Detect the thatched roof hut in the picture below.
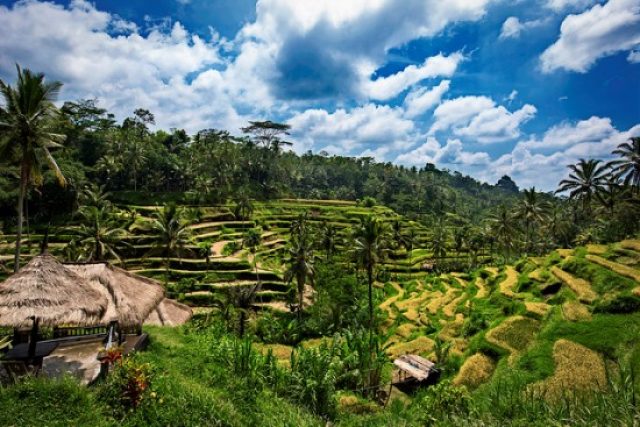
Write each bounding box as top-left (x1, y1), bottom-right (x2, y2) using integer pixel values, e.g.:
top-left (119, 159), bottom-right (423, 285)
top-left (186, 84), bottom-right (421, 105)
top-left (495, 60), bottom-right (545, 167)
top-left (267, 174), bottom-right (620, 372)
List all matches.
top-left (144, 298), bottom-right (192, 326)
top-left (66, 263), bottom-right (165, 328)
top-left (0, 255), bottom-right (108, 328)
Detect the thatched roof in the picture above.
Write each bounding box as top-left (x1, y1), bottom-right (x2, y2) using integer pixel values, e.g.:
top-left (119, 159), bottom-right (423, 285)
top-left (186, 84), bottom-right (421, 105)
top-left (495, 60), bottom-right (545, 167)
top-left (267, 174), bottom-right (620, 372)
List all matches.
top-left (0, 255), bottom-right (108, 328)
top-left (144, 298), bottom-right (192, 326)
top-left (66, 263), bottom-right (165, 328)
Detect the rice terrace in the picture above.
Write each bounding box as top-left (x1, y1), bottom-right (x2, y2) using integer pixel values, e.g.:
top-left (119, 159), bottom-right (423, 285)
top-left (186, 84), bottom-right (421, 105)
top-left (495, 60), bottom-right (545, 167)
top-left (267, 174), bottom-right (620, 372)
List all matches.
top-left (0, 0), bottom-right (639, 426)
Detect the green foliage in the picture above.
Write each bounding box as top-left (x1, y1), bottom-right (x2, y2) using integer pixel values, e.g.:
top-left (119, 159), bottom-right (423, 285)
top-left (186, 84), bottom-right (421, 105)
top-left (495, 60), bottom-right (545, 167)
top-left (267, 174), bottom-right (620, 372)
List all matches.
top-left (594, 293), bottom-right (640, 314)
top-left (98, 355), bottom-right (154, 418)
top-left (562, 255), bottom-right (636, 294)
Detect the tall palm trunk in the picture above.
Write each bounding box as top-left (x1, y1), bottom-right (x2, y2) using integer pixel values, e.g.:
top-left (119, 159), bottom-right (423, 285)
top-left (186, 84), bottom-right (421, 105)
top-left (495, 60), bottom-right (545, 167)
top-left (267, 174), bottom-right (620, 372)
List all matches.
top-left (367, 262), bottom-right (373, 340)
top-left (14, 161), bottom-right (29, 272)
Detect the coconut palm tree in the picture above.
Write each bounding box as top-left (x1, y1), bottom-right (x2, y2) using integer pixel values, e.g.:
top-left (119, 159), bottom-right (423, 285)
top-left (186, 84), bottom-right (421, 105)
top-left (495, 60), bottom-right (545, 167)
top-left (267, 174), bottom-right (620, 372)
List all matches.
top-left (556, 159), bottom-right (609, 215)
top-left (140, 204), bottom-right (192, 284)
top-left (514, 188), bottom-right (549, 253)
top-left (242, 227), bottom-right (263, 288)
top-left (285, 233), bottom-right (315, 320)
top-left (67, 205), bottom-right (128, 263)
top-left (430, 225), bottom-right (449, 267)
top-left (319, 221), bottom-right (337, 262)
top-left (609, 137), bottom-right (640, 192)
top-left (233, 193), bottom-right (254, 220)
top-left (0, 66), bottom-right (66, 271)
top-left (353, 216), bottom-right (389, 338)
top-left (489, 205), bottom-right (517, 262)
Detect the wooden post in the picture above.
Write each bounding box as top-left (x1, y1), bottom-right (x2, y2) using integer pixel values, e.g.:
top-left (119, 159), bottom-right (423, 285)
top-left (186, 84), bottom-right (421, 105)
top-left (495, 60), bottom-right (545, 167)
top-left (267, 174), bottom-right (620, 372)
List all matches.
top-left (27, 317), bottom-right (39, 359)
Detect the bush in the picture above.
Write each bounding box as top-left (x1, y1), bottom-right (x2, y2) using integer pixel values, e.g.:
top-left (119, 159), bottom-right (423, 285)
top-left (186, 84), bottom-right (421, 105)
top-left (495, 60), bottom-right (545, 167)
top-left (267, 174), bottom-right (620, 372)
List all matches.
top-left (416, 381), bottom-right (472, 423)
top-left (98, 356), bottom-right (154, 418)
top-left (361, 197), bottom-right (377, 208)
top-left (594, 294), bottom-right (640, 314)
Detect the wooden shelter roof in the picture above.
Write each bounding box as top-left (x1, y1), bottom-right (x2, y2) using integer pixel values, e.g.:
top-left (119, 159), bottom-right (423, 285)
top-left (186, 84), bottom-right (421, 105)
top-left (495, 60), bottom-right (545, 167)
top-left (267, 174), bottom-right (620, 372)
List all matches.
top-left (393, 354), bottom-right (436, 382)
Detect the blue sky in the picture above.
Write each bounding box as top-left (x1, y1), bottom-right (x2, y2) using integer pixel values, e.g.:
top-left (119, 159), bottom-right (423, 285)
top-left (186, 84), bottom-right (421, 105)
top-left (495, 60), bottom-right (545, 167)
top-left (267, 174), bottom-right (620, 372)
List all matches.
top-left (0, 0), bottom-right (639, 190)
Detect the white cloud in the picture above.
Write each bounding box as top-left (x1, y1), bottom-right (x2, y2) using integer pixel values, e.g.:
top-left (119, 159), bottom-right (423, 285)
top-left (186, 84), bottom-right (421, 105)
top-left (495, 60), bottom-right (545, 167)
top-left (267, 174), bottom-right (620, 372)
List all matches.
top-left (0, 0), bottom-right (245, 133)
top-left (541, 0), bottom-right (640, 73)
top-left (628, 49), bottom-right (640, 62)
top-left (506, 90), bottom-right (518, 102)
top-left (363, 52), bottom-right (462, 100)
top-left (519, 116), bottom-right (617, 151)
top-left (237, 0), bottom-right (495, 100)
top-left (545, 0), bottom-right (596, 12)
top-left (476, 117), bottom-right (640, 190)
top-left (395, 137), bottom-right (491, 166)
top-left (403, 80), bottom-right (451, 118)
top-left (287, 104), bottom-right (418, 158)
top-left (429, 96), bottom-right (537, 143)
top-left (499, 17), bottom-right (548, 39)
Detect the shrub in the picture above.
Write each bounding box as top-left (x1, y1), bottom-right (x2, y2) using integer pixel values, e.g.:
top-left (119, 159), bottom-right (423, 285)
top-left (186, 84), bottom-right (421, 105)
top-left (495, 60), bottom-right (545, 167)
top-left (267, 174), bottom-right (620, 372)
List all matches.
top-left (360, 197), bottom-right (377, 208)
top-left (98, 356), bottom-right (154, 418)
top-left (416, 380), bottom-right (472, 423)
top-left (594, 294), bottom-right (640, 314)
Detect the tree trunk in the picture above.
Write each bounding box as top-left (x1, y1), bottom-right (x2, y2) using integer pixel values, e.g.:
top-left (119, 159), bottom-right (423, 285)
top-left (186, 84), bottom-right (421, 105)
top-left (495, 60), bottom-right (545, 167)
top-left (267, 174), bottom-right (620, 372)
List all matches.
top-left (14, 162), bottom-right (29, 272)
top-left (367, 262), bottom-right (374, 341)
top-left (239, 310), bottom-right (245, 337)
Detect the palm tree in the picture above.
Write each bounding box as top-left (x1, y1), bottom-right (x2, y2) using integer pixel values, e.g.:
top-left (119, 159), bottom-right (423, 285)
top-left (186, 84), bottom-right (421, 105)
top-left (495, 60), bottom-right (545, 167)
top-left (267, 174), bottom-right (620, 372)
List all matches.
top-left (514, 188), bottom-right (549, 253)
top-left (489, 205), bottom-right (517, 263)
top-left (140, 204), bottom-right (192, 284)
top-left (609, 137), bottom-right (640, 192)
top-left (430, 225), bottom-right (448, 268)
top-left (319, 221), bottom-right (337, 262)
top-left (233, 193), bottom-right (254, 220)
top-left (285, 234), bottom-right (315, 320)
top-left (0, 66), bottom-right (66, 271)
top-left (556, 159), bottom-right (609, 215)
top-left (353, 216), bottom-right (389, 338)
top-left (242, 227), bottom-right (262, 288)
top-left (67, 205), bottom-right (128, 262)
top-left (403, 228), bottom-right (418, 266)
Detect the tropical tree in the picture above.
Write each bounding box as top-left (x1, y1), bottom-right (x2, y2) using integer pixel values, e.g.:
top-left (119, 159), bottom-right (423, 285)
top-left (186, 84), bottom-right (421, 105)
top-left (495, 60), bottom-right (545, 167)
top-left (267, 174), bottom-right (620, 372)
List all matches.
top-left (67, 205), bottom-right (128, 262)
top-left (242, 227), bottom-right (263, 287)
top-left (609, 136), bottom-right (640, 191)
top-left (233, 193), bottom-right (254, 220)
top-left (140, 204), bottom-right (192, 283)
top-left (285, 231), bottom-right (315, 320)
top-left (514, 188), bottom-right (549, 253)
top-left (489, 205), bottom-right (517, 262)
top-left (556, 159), bottom-right (609, 215)
top-left (318, 221), bottom-right (337, 262)
top-left (0, 66), bottom-right (66, 271)
top-left (353, 216), bottom-right (389, 339)
top-left (403, 227), bottom-right (419, 266)
top-left (430, 221), bottom-right (449, 267)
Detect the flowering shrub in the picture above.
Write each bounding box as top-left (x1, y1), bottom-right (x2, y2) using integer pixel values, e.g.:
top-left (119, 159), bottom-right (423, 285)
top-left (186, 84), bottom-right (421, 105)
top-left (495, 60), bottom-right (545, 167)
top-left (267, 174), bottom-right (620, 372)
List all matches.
top-left (99, 356), bottom-right (154, 417)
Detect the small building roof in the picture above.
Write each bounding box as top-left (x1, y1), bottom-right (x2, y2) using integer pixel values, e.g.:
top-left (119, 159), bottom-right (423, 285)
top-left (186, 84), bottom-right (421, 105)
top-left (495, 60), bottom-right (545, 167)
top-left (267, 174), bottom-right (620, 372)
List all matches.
top-left (66, 263), bottom-right (165, 328)
top-left (144, 298), bottom-right (193, 326)
top-left (393, 354), bottom-right (437, 382)
top-left (0, 254), bottom-right (108, 328)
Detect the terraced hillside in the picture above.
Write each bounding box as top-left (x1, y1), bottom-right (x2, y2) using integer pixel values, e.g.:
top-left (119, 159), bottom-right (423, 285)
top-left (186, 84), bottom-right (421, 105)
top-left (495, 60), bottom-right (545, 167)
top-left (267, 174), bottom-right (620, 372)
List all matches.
top-left (0, 199), bottom-right (482, 310)
top-left (378, 240), bottom-right (640, 398)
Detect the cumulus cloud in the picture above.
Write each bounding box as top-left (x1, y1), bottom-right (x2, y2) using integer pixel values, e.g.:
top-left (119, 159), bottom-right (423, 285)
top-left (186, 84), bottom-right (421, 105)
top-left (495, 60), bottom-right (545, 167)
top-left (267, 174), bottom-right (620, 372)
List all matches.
top-left (395, 137), bottom-right (491, 166)
top-left (499, 17), bottom-right (548, 39)
top-left (0, 0), bottom-right (248, 132)
top-left (287, 104), bottom-right (418, 158)
top-left (238, 0), bottom-right (494, 100)
top-left (545, 0), bottom-right (596, 12)
top-left (476, 117), bottom-right (640, 190)
top-left (429, 96), bottom-right (537, 143)
top-left (541, 0), bottom-right (640, 73)
top-left (363, 52), bottom-right (462, 100)
top-left (403, 80), bottom-right (451, 118)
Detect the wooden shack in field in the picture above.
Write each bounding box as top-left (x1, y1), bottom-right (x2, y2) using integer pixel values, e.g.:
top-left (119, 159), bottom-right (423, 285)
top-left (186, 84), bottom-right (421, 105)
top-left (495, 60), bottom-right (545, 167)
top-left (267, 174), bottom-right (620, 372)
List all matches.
top-left (393, 354), bottom-right (440, 392)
